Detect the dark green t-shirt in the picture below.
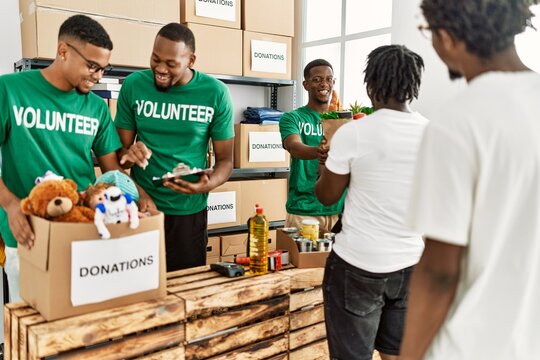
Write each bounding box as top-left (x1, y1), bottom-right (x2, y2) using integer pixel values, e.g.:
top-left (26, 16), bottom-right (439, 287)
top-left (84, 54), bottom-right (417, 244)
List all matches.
top-left (115, 69), bottom-right (234, 215)
top-left (0, 70), bottom-right (122, 247)
top-left (279, 106), bottom-right (345, 216)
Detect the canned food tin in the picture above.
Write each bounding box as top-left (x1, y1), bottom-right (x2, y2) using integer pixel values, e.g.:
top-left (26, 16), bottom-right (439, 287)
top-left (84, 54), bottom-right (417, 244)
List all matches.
top-left (296, 238), bottom-right (313, 253)
top-left (282, 227), bottom-right (299, 234)
top-left (301, 219), bottom-right (320, 242)
top-left (323, 232), bottom-right (336, 242)
top-left (317, 239), bottom-right (332, 252)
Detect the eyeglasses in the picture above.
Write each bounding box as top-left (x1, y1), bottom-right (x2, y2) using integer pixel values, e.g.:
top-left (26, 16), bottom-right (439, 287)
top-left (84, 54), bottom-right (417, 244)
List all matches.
top-left (66, 43), bottom-right (113, 74)
top-left (309, 76), bottom-right (335, 85)
top-left (417, 24), bottom-right (433, 41)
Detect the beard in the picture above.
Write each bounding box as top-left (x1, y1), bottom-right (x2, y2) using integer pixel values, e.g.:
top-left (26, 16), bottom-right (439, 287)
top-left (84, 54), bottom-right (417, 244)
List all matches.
top-left (448, 69), bottom-right (463, 80)
top-left (154, 79), bottom-right (171, 92)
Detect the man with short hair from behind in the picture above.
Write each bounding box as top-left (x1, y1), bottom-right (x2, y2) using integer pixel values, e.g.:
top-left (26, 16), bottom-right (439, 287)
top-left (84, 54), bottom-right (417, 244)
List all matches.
top-left (315, 45), bottom-right (428, 360)
top-left (400, 1), bottom-right (540, 359)
top-left (0, 15), bottom-right (125, 301)
top-left (115, 23), bottom-right (234, 272)
top-left (279, 59), bottom-right (345, 234)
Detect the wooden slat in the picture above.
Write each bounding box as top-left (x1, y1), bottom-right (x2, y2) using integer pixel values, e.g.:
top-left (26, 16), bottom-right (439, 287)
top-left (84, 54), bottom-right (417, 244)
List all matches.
top-left (266, 354), bottom-right (288, 360)
top-left (281, 268), bottom-right (324, 290)
top-left (19, 314), bottom-right (46, 360)
top-left (178, 273), bottom-right (290, 317)
top-left (167, 271), bottom-right (221, 288)
top-left (289, 287), bottom-right (323, 312)
top-left (27, 295), bottom-right (185, 358)
top-left (207, 334), bottom-right (288, 360)
top-left (290, 305), bottom-right (324, 331)
top-left (289, 339), bottom-right (329, 360)
top-left (185, 316), bottom-right (289, 359)
top-left (168, 275), bottom-right (238, 294)
top-left (185, 295), bottom-right (289, 341)
top-left (3, 303), bottom-right (28, 360)
top-left (57, 324), bottom-right (184, 360)
top-left (167, 265), bottom-right (210, 279)
top-left (137, 346), bottom-right (186, 360)
top-left (289, 321), bottom-right (326, 350)
top-left (11, 308), bottom-right (38, 360)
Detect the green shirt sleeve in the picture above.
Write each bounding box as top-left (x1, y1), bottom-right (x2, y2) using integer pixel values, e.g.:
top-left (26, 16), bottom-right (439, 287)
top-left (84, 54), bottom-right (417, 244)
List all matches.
top-left (114, 74), bottom-right (136, 131)
top-left (209, 82), bottom-right (234, 141)
top-left (279, 111), bottom-right (300, 142)
top-left (0, 79), bottom-right (8, 145)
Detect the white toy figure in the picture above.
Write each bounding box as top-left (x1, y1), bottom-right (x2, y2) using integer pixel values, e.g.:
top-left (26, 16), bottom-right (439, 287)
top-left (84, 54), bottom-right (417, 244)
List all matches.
top-left (94, 186), bottom-right (139, 239)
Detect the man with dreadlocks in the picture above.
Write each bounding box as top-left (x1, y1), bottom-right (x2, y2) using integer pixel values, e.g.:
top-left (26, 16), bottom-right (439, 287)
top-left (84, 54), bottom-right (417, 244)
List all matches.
top-left (400, 1), bottom-right (540, 359)
top-left (314, 44), bottom-right (428, 360)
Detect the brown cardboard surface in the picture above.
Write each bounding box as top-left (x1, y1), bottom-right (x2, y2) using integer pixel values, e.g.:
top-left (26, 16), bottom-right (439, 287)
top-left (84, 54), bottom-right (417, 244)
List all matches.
top-left (220, 233), bottom-right (248, 256)
top-left (220, 253), bottom-right (246, 263)
top-left (242, 0), bottom-right (294, 36)
top-left (239, 178), bottom-right (287, 223)
top-left (207, 236), bottom-right (221, 257)
top-left (276, 229), bottom-right (328, 268)
top-left (109, 99), bottom-right (118, 120)
top-left (208, 181), bottom-right (242, 230)
top-left (181, 0), bottom-right (241, 29)
top-left (186, 23), bottom-right (242, 76)
top-left (234, 124), bottom-right (290, 169)
top-left (20, 7), bottom-right (160, 68)
top-left (268, 229), bottom-right (277, 251)
top-left (243, 31), bottom-right (292, 80)
top-left (19, 212), bottom-right (166, 321)
top-left (206, 255), bottom-right (220, 265)
top-left (23, 0), bottom-right (179, 24)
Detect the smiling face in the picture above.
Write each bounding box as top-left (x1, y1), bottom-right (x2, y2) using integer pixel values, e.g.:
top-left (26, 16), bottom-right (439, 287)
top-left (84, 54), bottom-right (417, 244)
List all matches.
top-left (303, 65), bottom-right (335, 108)
top-left (59, 40), bottom-right (112, 94)
top-left (150, 35), bottom-right (196, 91)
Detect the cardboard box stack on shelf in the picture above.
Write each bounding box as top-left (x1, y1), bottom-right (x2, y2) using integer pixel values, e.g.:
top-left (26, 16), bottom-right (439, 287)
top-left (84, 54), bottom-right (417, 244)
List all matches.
top-left (19, 0), bottom-right (179, 68)
top-left (241, 0), bottom-right (294, 80)
top-left (206, 236), bottom-right (221, 265)
top-left (234, 123), bottom-right (290, 168)
top-left (181, 0), bottom-right (243, 76)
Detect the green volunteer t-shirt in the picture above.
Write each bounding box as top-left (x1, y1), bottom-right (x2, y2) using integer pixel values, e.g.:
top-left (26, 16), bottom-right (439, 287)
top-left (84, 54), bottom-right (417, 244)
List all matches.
top-left (0, 70), bottom-right (122, 247)
top-left (279, 106), bottom-right (345, 216)
top-left (115, 69), bottom-right (234, 215)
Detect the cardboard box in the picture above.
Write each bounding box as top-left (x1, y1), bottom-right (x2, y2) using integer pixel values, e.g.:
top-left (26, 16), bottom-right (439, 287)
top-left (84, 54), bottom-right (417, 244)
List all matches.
top-left (239, 178), bottom-right (287, 223)
top-left (21, 0), bottom-right (179, 24)
top-left (220, 253), bottom-right (245, 263)
top-left (19, 212), bottom-right (166, 321)
top-left (181, 0), bottom-right (241, 29)
top-left (109, 99), bottom-right (118, 120)
top-left (186, 23), bottom-right (242, 76)
top-left (234, 124), bottom-right (290, 169)
top-left (20, 6), bottom-right (161, 68)
top-left (207, 236), bottom-right (221, 258)
top-left (242, 0), bottom-right (294, 37)
top-left (243, 31), bottom-right (292, 80)
top-left (276, 229), bottom-right (329, 268)
top-left (208, 181), bottom-right (242, 230)
top-left (206, 255), bottom-right (220, 265)
top-left (221, 233), bottom-right (248, 256)
top-left (268, 229), bottom-right (277, 251)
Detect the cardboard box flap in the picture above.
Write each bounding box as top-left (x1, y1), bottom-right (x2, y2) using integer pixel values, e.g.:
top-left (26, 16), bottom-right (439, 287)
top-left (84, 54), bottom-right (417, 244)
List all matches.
top-left (19, 216), bottom-right (52, 271)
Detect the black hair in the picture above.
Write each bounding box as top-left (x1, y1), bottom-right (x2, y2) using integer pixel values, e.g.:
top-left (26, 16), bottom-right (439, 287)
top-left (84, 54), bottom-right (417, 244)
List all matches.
top-left (422, 0), bottom-right (539, 58)
top-left (58, 15), bottom-right (113, 50)
top-left (157, 23), bottom-right (196, 53)
top-left (303, 59), bottom-right (333, 80)
top-left (364, 45), bottom-right (424, 104)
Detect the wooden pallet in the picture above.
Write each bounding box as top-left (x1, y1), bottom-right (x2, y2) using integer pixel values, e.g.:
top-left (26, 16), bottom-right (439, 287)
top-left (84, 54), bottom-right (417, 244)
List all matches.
top-left (168, 265), bottom-right (290, 360)
top-left (280, 268), bottom-right (328, 360)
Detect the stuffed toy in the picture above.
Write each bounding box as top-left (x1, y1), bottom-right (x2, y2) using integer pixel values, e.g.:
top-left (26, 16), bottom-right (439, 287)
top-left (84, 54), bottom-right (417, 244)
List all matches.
top-left (94, 186), bottom-right (139, 239)
top-left (95, 170), bottom-right (139, 202)
top-left (21, 178), bottom-right (95, 223)
top-left (82, 182), bottom-right (112, 209)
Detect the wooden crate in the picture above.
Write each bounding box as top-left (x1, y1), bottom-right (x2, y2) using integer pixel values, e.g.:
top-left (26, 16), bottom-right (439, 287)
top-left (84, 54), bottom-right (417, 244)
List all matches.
top-left (167, 265), bottom-right (290, 360)
top-left (281, 268), bottom-right (328, 360)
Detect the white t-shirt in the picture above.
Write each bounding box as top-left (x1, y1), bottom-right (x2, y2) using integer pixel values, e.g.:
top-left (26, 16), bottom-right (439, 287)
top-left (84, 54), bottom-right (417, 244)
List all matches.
top-left (408, 71), bottom-right (540, 359)
top-left (326, 109), bottom-right (428, 273)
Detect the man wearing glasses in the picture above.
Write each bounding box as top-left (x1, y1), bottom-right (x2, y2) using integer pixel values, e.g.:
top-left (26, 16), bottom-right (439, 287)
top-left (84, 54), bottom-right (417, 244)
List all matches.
top-left (0, 15), bottom-right (123, 301)
top-left (279, 59), bottom-right (345, 234)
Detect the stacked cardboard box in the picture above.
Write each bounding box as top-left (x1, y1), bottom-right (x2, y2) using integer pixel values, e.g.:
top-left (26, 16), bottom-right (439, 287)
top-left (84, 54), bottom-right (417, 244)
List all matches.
top-left (19, 0), bottom-right (179, 68)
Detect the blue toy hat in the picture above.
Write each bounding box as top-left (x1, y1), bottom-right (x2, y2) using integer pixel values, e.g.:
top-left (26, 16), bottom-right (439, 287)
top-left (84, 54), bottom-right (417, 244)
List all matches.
top-left (95, 170), bottom-right (139, 202)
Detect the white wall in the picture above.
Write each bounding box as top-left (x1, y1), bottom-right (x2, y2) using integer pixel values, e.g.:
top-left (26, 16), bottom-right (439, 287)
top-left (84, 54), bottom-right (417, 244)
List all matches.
top-left (392, 0), bottom-right (465, 119)
top-left (0, 0), bottom-right (22, 75)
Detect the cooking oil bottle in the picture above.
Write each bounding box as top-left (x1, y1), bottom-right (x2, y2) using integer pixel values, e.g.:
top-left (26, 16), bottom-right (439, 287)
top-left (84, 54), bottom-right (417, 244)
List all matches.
top-left (248, 204), bottom-right (269, 275)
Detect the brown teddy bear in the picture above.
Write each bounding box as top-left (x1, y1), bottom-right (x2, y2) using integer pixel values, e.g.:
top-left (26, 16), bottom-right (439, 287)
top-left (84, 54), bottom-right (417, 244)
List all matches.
top-left (21, 179), bottom-right (95, 222)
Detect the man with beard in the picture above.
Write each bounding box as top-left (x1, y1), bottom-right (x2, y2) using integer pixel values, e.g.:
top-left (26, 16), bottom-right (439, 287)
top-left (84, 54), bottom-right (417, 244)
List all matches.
top-left (0, 15), bottom-right (122, 301)
top-left (115, 23), bottom-right (233, 271)
top-left (400, 0), bottom-right (540, 359)
top-left (279, 59), bottom-right (345, 233)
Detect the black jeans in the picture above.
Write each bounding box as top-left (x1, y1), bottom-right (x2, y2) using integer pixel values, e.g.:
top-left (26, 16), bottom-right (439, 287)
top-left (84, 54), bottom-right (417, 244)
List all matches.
top-left (164, 209), bottom-right (208, 272)
top-left (323, 251), bottom-right (413, 360)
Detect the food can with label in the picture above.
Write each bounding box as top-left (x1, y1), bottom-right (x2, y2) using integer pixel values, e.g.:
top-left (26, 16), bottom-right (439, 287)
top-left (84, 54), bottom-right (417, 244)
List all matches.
top-left (317, 239), bottom-right (332, 252)
top-left (301, 219), bottom-right (320, 242)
